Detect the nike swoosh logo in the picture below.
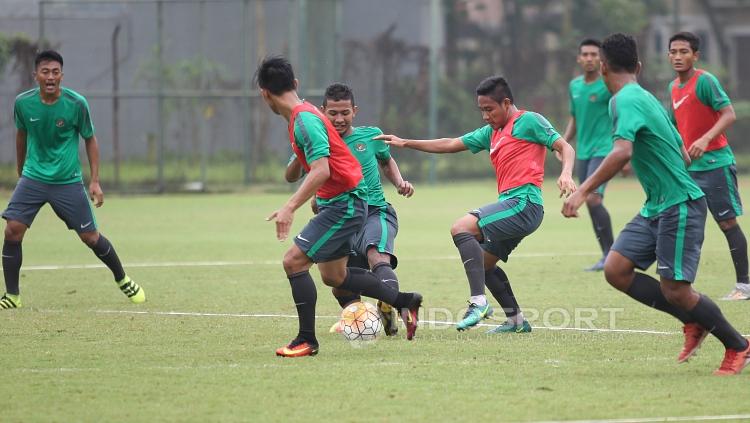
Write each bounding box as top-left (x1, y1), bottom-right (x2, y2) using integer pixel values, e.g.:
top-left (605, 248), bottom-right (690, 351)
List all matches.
top-left (718, 210), bottom-right (731, 217)
top-left (29, 118), bottom-right (40, 122)
top-left (80, 221), bottom-right (92, 229)
top-left (2, 255), bottom-right (13, 258)
top-left (490, 136), bottom-right (506, 154)
top-left (296, 234), bottom-right (309, 242)
top-left (657, 265), bottom-right (670, 270)
top-left (673, 95), bottom-right (689, 110)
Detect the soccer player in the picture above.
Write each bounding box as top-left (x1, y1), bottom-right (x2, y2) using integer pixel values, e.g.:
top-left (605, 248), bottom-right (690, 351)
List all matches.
top-left (563, 38), bottom-right (614, 272)
top-left (0, 50), bottom-right (144, 310)
top-left (376, 76), bottom-right (577, 333)
top-left (562, 33), bottom-right (750, 375)
top-left (667, 31), bottom-right (749, 301)
top-left (255, 57), bottom-right (422, 357)
top-left (286, 83), bottom-right (415, 337)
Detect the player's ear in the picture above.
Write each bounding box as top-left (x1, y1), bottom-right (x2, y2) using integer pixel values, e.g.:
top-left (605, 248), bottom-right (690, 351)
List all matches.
top-left (352, 105), bottom-right (358, 116)
top-left (293, 78), bottom-right (299, 90)
top-left (636, 61), bottom-right (642, 76)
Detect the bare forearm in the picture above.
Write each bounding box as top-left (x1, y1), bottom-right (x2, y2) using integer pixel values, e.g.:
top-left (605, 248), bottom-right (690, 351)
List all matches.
top-left (285, 158), bottom-right (304, 183)
top-left (85, 136), bottom-right (100, 183)
top-left (284, 166), bottom-right (328, 211)
top-left (380, 158), bottom-right (404, 187)
top-left (558, 141), bottom-right (575, 179)
top-left (562, 117), bottom-right (576, 144)
top-left (702, 108), bottom-right (735, 143)
top-left (15, 132), bottom-right (26, 177)
top-left (402, 138), bottom-right (465, 153)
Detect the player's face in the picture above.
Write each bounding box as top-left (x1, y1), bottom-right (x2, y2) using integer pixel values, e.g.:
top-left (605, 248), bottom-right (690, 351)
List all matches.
top-left (577, 45), bottom-right (601, 73)
top-left (668, 40), bottom-right (698, 73)
top-left (34, 60), bottom-right (63, 96)
top-left (322, 99), bottom-right (357, 136)
top-left (477, 95), bottom-right (510, 130)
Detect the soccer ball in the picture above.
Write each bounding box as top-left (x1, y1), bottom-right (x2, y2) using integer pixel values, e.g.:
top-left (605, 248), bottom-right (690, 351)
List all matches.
top-left (340, 301), bottom-right (382, 341)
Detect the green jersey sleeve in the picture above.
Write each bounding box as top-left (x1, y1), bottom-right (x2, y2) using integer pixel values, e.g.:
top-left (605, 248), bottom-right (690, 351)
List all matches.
top-left (77, 96), bottom-right (95, 139)
top-left (696, 72), bottom-right (731, 111)
top-left (461, 125), bottom-right (493, 153)
top-left (13, 101), bottom-right (26, 131)
top-left (294, 112), bottom-right (330, 163)
top-left (367, 127), bottom-right (391, 161)
top-left (511, 112), bottom-right (560, 150)
top-left (610, 95), bottom-right (641, 143)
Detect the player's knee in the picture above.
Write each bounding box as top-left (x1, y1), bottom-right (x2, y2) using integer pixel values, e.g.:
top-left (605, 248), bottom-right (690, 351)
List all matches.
top-left (4, 222), bottom-right (26, 242)
top-left (282, 250), bottom-right (306, 275)
top-left (719, 218), bottom-right (738, 232)
top-left (660, 283), bottom-right (693, 308)
top-left (603, 262), bottom-right (629, 291)
top-left (585, 194), bottom-right (602, 208)
top-left (79, 231), bottom-right (99, 247)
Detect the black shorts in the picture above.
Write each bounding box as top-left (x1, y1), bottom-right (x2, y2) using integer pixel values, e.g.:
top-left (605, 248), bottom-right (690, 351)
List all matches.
top-left (690, 165), bottom-right (743, 222)
top-left (294, 195), bottom-right (367, 263)
top-left (349, 204), bottom-right (399, 269)
top-left (611, 198), bottom-right (707, 282)
top-left (2, 177), bottom-right (97, 233)
top-left (577, 157), bottom-right (607, 197)
top-left (469, 195), bottom-right (544, 262)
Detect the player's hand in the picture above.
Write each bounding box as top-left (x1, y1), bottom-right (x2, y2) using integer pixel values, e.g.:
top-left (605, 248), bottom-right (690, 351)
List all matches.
top-left (396, 180), bottom-right (414, 197)
top-left (266, 206), bottom-right (295, 241)
top-left (373, 134), bottom-right (407, 148)
top-left (688, 136), bottom-right (710, 160)
top-left (557, 174), bottom-right (577, 198)
top-left (89, 181), bottom-right (104, 207)
top-left (561, 190), bottom-right (585, 218)
top-left (310, 197), bottom-right (319, 214)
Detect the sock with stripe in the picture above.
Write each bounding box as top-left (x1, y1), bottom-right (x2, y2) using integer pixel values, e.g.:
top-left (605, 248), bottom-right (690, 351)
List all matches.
top-left (587, 202), bottom-right (614, 256)
top-left (372, 262), bottom-right (399, 292)
top-left (338, 267), bottom-right (399, 306)
top-left (452, 232), bottom-right (485, 297)
top-left (288, 270), bottom-right (318, 344)
top-left (89, 235), bottom-right (126, 282)
top-left (2, 240), bottom-right (21, 295)
top-left (688, 294), bottom-right (748, 351)
top-left (722, 224), bottom-right (749, 284)
top-left (485, 266), bottom-right (524, 324)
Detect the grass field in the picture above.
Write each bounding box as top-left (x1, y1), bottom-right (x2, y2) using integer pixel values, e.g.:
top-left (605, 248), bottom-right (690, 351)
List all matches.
top-left (2, 176), bottom-right (750, 422)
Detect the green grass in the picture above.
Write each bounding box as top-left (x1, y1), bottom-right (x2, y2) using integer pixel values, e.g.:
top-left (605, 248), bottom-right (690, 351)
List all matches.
top-left (2, 177), bottom-right (750, 422)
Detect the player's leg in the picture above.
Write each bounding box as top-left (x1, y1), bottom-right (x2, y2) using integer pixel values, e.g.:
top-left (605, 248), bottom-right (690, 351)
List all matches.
top-left (451, 212), bottom-right (491, 330)
top-left (483, 252), bottom-right (531, 334)
top-left (693, 165), bottom-right (749, 300)
top-left (656, 198), bottom-right (749, 374)
top-left (365, 204), bottom-right (401, 336)
top-left (1, 177), bottom-right (47, 309)
top-left (583, 157), bottom-right (613, 271)
top-left (276, 243), bottom-right (318, 357)
top-left (50, 182), bottom-right (144, 303)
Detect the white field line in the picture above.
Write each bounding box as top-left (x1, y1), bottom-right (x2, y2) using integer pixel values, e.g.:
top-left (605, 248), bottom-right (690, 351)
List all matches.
top-left (91, 309), bottom-right (678, 335)
top-left (530, 415), bottom-right (750, 423)
top-left (5, 252), bottom-right (600, 271)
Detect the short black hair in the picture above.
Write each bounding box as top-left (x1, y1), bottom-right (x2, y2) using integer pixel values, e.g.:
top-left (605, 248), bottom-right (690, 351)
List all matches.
top-left (253, 56), bottom-right (295, 96)
top-left (323, 83), bottom-right (355, 107)
top-left (35, 50), bottom-right (63, 69)
top-left (476, 76), bottom-right (514, 104)
top-left (669, 31), bottom-right (700, 52)
top-left (579, 38), bottom-right (601, 52)
top-left (601, 33), bottom-right (639, 73)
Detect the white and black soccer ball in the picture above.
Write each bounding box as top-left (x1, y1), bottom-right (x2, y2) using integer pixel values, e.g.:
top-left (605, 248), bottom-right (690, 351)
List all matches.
top-left (340, 301), bottom-right (382, 341)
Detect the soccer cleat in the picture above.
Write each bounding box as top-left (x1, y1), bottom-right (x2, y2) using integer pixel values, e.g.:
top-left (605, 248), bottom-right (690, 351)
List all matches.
top-left (401, 293), bottom-right (422, 341)
top-left (456, 302), bottom-right (493, 331)
top-left (0, 294), bottom-right (21, 309)
top-left (275, 337), bottom-right (319, 358)
top-left (584, 257), bottom-right (606, 272)
top-left (329, 320), bottom-right (343, 334)
top-left (677, 323), bottom-right (709, 363)
top-left (118, 276), bottom-right (146, 304)
top-left (377, 301), bottom-right (398, 336)
top-left (486, 319), bottom-right (532, 334)
top-left (720, 283), bottom-right (750, 301)
top-left (714, 339), bottom-right (750, 375)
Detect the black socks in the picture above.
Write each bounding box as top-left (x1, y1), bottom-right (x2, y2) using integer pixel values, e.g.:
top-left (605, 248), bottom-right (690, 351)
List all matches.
top-left (89, 235), bottom-right (126, 282)
top-left (484, 266), bottom-right (520, 318)
top-left (452, 232), bottom-right (485, 296)
top-left (2, 240), bottom-right (22, 295)
top-left (288, 271), bottom-right (318, 344)
top-left (588, 203), bottom-right (614, 256)
top-left (689, 294), bottom-right (748, 351)
top-left (722, 224), bottom-right (749, 284)
top-left (625, 273), bottom-right (693, 324)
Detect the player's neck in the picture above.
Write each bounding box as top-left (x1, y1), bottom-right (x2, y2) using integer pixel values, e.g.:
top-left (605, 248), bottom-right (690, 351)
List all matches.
top-left (607, 74), bottom-right (637, 95)
top-left (583, 70), bottom-right (600, 83)
top-left (39, 89), bottom-right (61, 105)
top-left (341, 127), bottom-right (353, 138)
top-left (277, 92), bottom-right (304, 121)
top-left (677, 67), bottom-right (696, 84)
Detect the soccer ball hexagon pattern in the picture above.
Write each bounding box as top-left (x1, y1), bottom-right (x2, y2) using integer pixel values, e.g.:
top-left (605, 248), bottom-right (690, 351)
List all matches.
top-left (340, 301), bottom-right (382, 341)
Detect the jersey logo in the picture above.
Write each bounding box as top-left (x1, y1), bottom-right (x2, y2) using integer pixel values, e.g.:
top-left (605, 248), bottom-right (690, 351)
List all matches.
top-left (355, 143), bottom-right (367, 152)
top-left (672, 94), bottom-right (689, 110)
top-left (29, 117), bottom-right (40, 122)
top-left (589, 94), bottom-right (597, 102)
top-left (56, 118), bottom-right (65, 128)
top-left (490, 136), bottom-right (507, 154)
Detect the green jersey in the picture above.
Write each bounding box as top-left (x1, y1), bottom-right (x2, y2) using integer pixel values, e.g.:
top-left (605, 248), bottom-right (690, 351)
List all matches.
top-left (14, 87), bottom-right (95, 184)
top-left (667, 71), bottom-right (734, 171)
top-left (569, 75), bottom-right (613, 159)
top-left (610, 83), bottom-right (704, 217)
top-left (344, 127), bottom-right (390, 208)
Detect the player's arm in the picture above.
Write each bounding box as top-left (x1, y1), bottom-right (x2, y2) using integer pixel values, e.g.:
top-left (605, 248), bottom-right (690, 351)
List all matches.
top-left (551, 137), bottom-right (576, 198)
top-left (84, 135), bottom-right (104, 207)
top-left (285, 155), bottom-right (304, 183)
top-left (378, 157), bottom-right (414, 197)
top-left (688, 105), bottom-right (736, 159)
top-left (268, 157), bottom-right (330, 241)
top-left (558, 117), bottom-right (576, 162)
top-left (15, 130), bottom-right (27, 177)
top-left (373, 134), bottom-right (467, 153)
top-left (562, 140), bottom-right (631, 217)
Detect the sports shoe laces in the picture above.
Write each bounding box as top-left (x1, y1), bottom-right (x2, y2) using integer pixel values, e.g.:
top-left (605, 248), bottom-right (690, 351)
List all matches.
top-left (717, 349), bottom-right (739, 372)
top-left (463, 303), bottom-right (480, 319)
